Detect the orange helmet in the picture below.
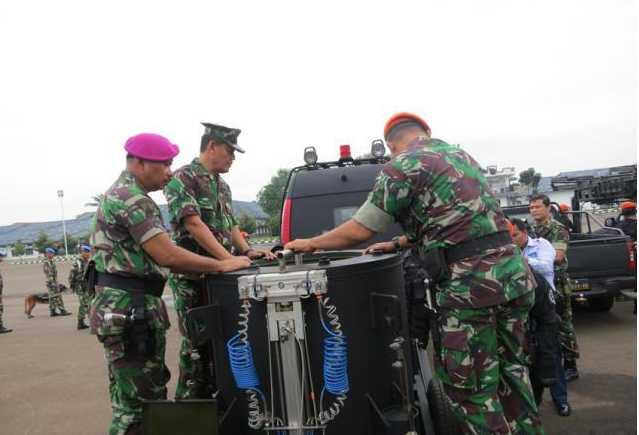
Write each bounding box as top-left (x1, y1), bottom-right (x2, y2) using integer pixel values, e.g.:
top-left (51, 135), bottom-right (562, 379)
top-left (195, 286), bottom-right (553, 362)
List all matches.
top-left (621, 201), bottom-right (636, 211)
top-left (558, 203), bottom-right (571, 213)
top-left (384, 112), bottom-right (431, 140)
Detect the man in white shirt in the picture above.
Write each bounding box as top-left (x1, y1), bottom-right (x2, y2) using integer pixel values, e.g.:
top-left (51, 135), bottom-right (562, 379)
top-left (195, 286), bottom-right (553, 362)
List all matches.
top-left (511, 219), bottom-right (557, 294)
top-left (510, 218), bottom-right (571, 416)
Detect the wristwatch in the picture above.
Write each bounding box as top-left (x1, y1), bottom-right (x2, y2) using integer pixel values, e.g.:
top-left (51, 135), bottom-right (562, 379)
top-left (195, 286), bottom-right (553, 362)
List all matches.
top-left (391, 236), bottom-right (402, 252)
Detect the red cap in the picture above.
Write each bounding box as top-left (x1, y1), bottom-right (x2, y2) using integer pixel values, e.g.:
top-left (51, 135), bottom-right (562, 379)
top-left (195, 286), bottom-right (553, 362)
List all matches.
top-left (558, 203), bottom-right (571, 213)
top-left (384, 112), bottom-right (431, 140)
top-left (621, 201), bottom-right (636, 211)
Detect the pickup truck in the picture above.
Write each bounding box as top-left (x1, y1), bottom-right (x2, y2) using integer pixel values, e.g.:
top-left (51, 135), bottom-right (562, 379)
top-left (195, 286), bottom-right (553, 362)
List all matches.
top-left (280, 144), bottom-right (636, 312)
top-left (501, 205), bottom-right (636, 311)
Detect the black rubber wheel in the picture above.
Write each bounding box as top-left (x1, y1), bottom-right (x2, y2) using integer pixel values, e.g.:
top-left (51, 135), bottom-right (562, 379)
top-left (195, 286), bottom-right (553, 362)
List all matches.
top-left (427, 379), bottom-right (459, 435)
top-left (587, 295), bottom-right (615, 312)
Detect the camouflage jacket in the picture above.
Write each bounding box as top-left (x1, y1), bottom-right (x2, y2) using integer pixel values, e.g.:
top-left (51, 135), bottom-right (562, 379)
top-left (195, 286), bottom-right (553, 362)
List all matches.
top-left (43, 258), bottom-right (58, 288)
top-left (89, 170), bottom-right (170, 336)
top-left (68, 256), bottom-right (89, 294)
top-left (353, 137), bottom-right (534, 308)
top-left (90, 170), bottom-right (169, 281)
top-left (533, 218), bottom-right (569, 273)
top-left (163, 157), bottom-right (237, 252)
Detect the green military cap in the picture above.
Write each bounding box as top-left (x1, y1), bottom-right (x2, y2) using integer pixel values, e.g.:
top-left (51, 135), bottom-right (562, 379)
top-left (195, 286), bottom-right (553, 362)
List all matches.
top-left (201, 122), bottom-right (245, 153)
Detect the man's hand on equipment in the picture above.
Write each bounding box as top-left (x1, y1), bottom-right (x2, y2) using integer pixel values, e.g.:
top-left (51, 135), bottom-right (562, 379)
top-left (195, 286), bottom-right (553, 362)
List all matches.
top-left (245, 248), bottom-right (276, 261)
top-left (363, 241), bottom-right (396, 255)
top-left (285, 239), bottom-right (316, 253)
top-left (218, 256), bottom-right (252, 273)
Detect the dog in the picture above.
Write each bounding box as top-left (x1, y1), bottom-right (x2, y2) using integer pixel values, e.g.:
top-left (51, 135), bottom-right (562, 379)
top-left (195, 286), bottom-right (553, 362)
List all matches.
top-left (24, 284), bottom-right (69, 318)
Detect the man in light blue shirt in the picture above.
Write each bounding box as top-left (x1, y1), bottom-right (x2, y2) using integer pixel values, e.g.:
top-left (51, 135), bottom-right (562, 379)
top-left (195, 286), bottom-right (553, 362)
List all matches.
top-left (510, 218), bottom-right (571, 417)
top-left (511, 219), bottom-right (556, 292)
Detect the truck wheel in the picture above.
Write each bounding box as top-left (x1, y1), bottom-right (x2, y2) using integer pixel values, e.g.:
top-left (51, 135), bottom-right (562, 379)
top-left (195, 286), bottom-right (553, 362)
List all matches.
top-left (427, 379), bottom-right (459, 435)
top-left (588, 295), bottom-right (615, 312)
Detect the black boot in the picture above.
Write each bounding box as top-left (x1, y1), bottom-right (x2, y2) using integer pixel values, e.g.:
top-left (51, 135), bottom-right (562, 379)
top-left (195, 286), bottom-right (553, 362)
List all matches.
top-left (0, 325), bottom-right (13, 334)
top-left (50, 309), bottom-right (59, 317)
top-left (57, 309), bottom-right (72, 316)
top-left (557, 403), bottom-right (572, 416)
top-left (564, 359), bottom-right (579, 382)
top-left (77, 319), bottom-right (89, 330)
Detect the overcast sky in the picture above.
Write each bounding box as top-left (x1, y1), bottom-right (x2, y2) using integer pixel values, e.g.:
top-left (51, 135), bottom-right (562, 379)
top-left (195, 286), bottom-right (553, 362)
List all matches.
top-left (0, 0), bottom-right (636, 226)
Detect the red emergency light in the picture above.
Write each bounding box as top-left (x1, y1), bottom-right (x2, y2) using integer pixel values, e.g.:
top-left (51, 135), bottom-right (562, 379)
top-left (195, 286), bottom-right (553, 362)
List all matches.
top-left (339, 144), bottom-right (352, 160)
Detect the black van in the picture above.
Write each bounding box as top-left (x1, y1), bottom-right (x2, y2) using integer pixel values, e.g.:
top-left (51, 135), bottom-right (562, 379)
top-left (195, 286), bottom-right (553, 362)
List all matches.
top-left (280, 142), bottom-right (400, 246)
top-left (280, 144), bottom-right (635, 312)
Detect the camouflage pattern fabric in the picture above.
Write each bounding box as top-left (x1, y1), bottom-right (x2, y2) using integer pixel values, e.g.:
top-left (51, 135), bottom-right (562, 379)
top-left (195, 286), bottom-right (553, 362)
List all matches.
top-left (533, 218), bottom-right (579, 362)
top-left (90, 287), bottom-right (171, 435)
top-left (164, 158), bottom-right (237, 398)
top-left (91, 171), bottom-right (169, 280)
top-left (168, 276), bottom-right (215, 399)
top-left (89, 170), bottom-right (171, 434)
top-left (353, 136), bottom-right (541, 433)
top-left (69, 257), bottom-right (93, 322)
top-left (43, 258), bottom-right (66, 312)
top-left (164, 157), bottom-right (237, 254)
top-left (353, 137), bottom-right (532, 309)
top-left (437, 291), bottom-right (543, 434)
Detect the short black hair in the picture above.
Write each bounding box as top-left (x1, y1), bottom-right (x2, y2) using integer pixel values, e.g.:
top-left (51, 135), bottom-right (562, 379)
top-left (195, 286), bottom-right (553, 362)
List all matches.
top-left (510, 218), bottom-right (528, 232)
top-left (529, 194), bottom-right (550, 207)
top-left (386, 122), bottom-right (428, 143)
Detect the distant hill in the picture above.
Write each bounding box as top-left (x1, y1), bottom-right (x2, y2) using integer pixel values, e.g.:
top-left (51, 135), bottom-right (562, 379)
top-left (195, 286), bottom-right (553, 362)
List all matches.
top-left (0, 201), bottom-right (267, 246)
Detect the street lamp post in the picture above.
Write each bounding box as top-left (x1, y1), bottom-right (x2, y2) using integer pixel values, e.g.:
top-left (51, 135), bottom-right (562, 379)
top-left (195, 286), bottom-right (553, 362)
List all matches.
top-left (57, 190), bottom-right (69, 256)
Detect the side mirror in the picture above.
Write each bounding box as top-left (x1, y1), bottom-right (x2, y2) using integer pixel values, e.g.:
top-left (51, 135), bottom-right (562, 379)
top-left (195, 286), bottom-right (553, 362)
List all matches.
top-left (605, 217), bottom-right (617, 227)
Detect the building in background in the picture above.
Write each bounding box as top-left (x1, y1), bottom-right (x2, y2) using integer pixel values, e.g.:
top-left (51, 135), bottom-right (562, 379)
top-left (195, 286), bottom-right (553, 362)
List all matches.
top-left (485, 165), bottom-right (529, 207)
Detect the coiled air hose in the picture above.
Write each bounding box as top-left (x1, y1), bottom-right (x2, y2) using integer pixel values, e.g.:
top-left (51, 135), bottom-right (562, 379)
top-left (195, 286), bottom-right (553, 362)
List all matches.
top-left (227, 299), bottom-right (266, 429)
top-left (317, 296), bottom-right (349, 424)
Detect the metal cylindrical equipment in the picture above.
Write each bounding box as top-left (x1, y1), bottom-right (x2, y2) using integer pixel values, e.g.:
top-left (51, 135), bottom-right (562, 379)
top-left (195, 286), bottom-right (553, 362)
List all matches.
top-left (205, 251), bottom-right (410, 434)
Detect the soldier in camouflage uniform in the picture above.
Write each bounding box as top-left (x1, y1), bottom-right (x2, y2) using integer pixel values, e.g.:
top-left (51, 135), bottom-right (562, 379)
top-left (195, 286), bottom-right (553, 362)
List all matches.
top-left (0, 252), bottom-right (13, 334)
top-left (43, 247), bottom-right (71, 317)
top-left (530, 194), bottom-right (580, 382)
top-left (90, 132), bottom-right (250, 435)
top-left (287, 113), bottom-right (543, 434)
top-left (163, 122), bottom-right (274, 399)
top-left (68, 244), bottom-right (93, 330)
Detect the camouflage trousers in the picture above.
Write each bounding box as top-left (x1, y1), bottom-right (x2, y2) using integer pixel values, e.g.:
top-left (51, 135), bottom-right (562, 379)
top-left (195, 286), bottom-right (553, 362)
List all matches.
top-left (436, 291), bottom-right (544, 435)
top-left (99, 329), bottom-right (170, 435)
top-left (556, 280), bottom-right (579, 362)
top-left (76, 290), bottom-right (93, 322)
top-left (90, 286), bottom-right (172, 435)
top-left (169, 276), bottom-right (215, 400)
top-left (47, 283), bottom-right (66, 311)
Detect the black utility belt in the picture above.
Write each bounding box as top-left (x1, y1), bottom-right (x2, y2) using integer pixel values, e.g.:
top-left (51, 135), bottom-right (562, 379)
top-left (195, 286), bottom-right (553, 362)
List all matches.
top-left (445, 231), bottom-right (512, 264)
top-left (96, 272), bottom-right (166, 297)
top-left (419, 232), bottom-right (512, 284)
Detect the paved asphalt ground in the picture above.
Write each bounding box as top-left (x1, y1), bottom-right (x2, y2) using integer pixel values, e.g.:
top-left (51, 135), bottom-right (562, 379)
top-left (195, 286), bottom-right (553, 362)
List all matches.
top-left (0, 261), bottom-right (636, 435)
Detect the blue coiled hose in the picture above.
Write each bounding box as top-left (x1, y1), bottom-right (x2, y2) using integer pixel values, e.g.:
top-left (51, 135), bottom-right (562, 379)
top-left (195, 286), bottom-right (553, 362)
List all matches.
top-left (227, 333), bottom-right (261, 391)
top-left (226, 300), bottom-right (265, 429)
top-left (317, 296), bottom-right (349, 424)
top-left (320, 321), bottom-right (349, 395)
